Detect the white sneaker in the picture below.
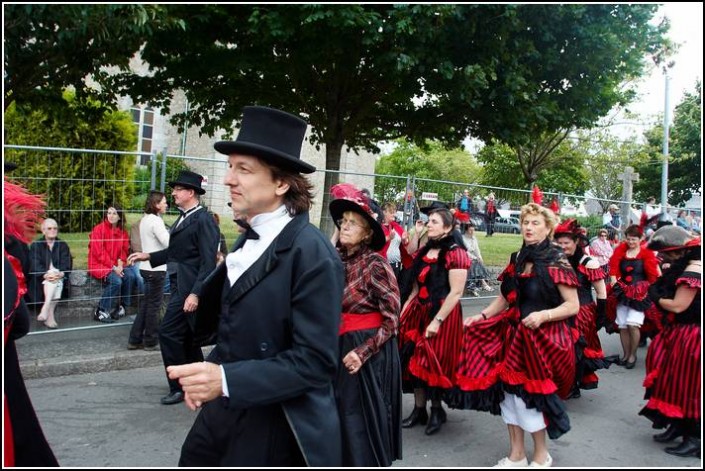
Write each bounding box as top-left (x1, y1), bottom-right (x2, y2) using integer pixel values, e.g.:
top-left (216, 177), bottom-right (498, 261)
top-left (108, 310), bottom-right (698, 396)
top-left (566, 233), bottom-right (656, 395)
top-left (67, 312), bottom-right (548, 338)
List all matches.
top-left (529, 454), bottom-right (553, 468)
top-left (494, 456), bottom-right (529, 467)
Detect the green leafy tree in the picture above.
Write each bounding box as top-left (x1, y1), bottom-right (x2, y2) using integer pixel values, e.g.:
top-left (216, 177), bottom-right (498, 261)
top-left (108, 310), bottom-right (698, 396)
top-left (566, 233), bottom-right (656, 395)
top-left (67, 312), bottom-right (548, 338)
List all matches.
top-left (3, 4), bottom-right (182, 111)
top-left (375, 140), bottom-right (482, 205)
top-left (635, 81), bottom-right (701, 206)
top-left (4, 93), bottom-right (138, 232)
top-left (573, 130), bottom-right (650, 211)
top-left (477, 137), bottom-right (590, 205)
top-left (106, 4), bottom-right (667, 230)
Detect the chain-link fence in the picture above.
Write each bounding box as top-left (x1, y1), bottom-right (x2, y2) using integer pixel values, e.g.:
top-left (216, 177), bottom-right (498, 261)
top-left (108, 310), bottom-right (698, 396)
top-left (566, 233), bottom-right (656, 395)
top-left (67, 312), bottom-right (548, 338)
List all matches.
top-left (5, 145), bottom-right (701, 333)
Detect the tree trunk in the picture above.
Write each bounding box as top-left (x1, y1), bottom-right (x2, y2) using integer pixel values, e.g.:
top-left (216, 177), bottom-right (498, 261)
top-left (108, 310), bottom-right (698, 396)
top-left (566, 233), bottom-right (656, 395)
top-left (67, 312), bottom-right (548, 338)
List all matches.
top-left (319, 140), bottom-right (344, 236)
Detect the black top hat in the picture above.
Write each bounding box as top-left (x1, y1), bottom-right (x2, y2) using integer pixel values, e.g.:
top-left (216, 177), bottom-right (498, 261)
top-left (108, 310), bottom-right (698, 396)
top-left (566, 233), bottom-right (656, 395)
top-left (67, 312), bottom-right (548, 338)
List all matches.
top-left (329, 198), bottom-right (386, 251)
top-left (168, 170), bottom-right (206, 195)
top-left (214, 106), bottom-right (316, 174)
top-left (420, 201), bottom-right (450, 215)
top-left (4, 162), bottom-right (18, 172)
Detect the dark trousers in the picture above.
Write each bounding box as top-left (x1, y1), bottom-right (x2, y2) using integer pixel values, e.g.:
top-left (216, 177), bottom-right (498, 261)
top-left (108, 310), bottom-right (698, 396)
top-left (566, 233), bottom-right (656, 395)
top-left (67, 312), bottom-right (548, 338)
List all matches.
top-left (486, 216), bottom-right (496, 236)
top-left (179, 399), bottom-right (306, 466)
top-left (129, 270), bottom-right (165, 346)
top-left (159, 274), bottom-right (203, 394)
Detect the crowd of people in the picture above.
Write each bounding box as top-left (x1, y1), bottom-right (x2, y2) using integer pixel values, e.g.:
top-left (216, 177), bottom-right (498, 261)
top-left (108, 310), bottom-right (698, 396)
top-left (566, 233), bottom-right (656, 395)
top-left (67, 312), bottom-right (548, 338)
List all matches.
top-left (5, 106), bottom-right (701, 467)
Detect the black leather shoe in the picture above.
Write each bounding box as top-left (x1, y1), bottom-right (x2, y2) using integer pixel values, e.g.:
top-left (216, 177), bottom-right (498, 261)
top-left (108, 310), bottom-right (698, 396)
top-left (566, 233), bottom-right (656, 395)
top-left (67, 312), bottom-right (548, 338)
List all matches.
top-left (402, 406), bottom-right (428, 428)
top-left (665, 436), bottom-right (701, 458)
top-left (568, 386), bottom-right (582, 399)
top-left (160, 391), bottom-right (184, 405)
top-left (654, 424), bottom-right (682, 443)
top-left (624, 357), bottom-right (637, 369)
top-left (425, 407), bottom-right (445, 435)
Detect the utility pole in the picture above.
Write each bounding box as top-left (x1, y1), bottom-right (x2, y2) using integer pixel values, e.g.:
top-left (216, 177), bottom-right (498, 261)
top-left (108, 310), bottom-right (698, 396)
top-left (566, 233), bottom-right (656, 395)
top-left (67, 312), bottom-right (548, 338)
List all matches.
top-left (618, 166), bottom-right (639, 234)
top-left (661, 72), bottom-right (670, 216)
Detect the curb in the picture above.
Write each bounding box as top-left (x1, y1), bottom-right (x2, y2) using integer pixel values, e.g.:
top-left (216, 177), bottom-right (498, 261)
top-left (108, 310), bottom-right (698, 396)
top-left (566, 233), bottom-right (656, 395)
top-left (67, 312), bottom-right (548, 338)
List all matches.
top-left (19, 350), bottom-right (165, 380)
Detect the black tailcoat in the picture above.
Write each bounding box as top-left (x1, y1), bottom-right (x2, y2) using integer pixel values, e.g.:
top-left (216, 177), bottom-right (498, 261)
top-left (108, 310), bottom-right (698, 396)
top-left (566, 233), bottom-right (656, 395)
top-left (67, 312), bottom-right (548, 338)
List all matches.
top-left (187, 212), bottom-right (345, 466)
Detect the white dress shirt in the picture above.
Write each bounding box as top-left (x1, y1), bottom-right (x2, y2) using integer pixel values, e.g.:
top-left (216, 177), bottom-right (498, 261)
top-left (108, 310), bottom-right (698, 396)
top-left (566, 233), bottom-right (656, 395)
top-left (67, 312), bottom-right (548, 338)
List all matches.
top-left (225, 205), bottom-right (293, 287)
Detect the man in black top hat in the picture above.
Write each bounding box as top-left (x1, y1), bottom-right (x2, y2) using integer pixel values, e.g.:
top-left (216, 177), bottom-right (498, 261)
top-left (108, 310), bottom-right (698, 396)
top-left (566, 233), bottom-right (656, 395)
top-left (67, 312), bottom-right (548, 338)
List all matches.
top-left (166, 106), bottom-right (345, 466)
top-left (127, 170), bottom-right (219, 405)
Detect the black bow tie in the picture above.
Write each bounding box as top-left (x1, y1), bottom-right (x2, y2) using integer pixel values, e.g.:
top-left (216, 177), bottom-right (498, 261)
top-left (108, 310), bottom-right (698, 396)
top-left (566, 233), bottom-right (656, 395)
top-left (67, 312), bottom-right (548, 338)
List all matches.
top-left (234, 219), bottom-right (260, 240)
top-left (179, 206), bottom-right (198, 217)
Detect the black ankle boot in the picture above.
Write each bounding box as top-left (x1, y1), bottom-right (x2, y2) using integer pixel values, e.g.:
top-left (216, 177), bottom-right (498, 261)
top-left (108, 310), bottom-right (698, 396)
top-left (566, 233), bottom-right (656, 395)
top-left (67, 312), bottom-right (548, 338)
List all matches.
top-left (425, 406), bottom-right (445, 435)
top-left (402, 406), bottom-right (428, 428)
top-left (653, 424), bottom-right (682, 443)
top-left (665, 436), bottom-right (701, 458)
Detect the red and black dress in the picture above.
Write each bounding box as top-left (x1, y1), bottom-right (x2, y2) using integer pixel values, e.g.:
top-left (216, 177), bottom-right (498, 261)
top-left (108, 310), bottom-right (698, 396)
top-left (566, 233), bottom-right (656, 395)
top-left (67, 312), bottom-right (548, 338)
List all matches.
top-left (448, 254), bottom-right (519, 414)
top-left (450, 241), bottom-right (578, 438)
top-left (335, 245), bottom-right (402, 467)
top-left (503, 241), bottom-right (579, 438)
top-left (570, 253), bottom-right (611, 391)
top-left (398, 235), bottom-right (470, 400)
top-left (607, 242), bottom-right (660, 329)
top-left (4, 251), bottom-right (59, 467)
top-left (640, 266), bottom-right (701, 437)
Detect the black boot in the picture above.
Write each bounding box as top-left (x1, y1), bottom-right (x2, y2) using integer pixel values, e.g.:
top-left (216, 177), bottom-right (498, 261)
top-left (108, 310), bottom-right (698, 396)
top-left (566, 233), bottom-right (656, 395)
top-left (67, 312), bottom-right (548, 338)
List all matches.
top-left (402, 406), bottom-right (428, 428)
top-left (568, 385), bottom-right (582, 399)
top-left (653, 424), bottom-right (682, 443)
top-left (425, 406), bottom-right (445, 435)
top-left (665, 436), bottom-right (701, 458)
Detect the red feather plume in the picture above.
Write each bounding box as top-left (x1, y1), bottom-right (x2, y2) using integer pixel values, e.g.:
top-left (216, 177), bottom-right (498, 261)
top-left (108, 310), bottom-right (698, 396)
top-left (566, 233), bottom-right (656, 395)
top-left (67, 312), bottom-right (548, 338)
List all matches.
top-left (330, 183), bottom-right (364, 203)
top-left (550, 197), bottom-right (560, 214)
top-left (532, 185), bottom-right (544, 205)
top-left (554, 218), bottom-right (579, 236)
top-left (4, 178), bottom-right (46, 244)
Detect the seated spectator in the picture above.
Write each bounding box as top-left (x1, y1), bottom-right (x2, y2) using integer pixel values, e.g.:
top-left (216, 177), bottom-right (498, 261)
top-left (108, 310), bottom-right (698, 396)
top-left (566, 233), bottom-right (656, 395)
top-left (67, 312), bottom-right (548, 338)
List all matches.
top-left (28, 218), bottom-right (72, 329)
top-left (88, 204), bottom-right (137, 323)
top-left (461, 221), bottom-right (493, 296)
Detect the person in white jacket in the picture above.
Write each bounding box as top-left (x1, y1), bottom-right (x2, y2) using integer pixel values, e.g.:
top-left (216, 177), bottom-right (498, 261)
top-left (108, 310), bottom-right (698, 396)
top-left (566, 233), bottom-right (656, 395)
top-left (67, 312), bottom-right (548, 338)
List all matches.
top-left (127, 191), bottom-right (169, 350)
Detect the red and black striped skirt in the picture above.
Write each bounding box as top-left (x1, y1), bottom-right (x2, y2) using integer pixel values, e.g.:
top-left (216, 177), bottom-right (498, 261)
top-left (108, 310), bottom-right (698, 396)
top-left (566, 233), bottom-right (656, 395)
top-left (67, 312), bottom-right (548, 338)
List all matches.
top-left (641, 323), bottom-right (701, 422)
top-left (398, 298), bottom-right (463, 394)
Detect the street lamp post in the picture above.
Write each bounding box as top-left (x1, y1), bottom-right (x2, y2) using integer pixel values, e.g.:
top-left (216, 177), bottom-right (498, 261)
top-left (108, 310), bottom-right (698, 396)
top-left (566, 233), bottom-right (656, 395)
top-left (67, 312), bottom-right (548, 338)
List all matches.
top-left (660, 72), bottom-right (670, 216)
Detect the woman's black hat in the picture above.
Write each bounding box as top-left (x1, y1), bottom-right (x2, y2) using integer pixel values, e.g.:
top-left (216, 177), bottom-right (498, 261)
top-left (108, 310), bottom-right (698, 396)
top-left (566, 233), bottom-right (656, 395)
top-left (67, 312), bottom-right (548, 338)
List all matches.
top-left (329, 198), bottom-right (386, 251)
top-left (420, 201), bottom-right (450, 215)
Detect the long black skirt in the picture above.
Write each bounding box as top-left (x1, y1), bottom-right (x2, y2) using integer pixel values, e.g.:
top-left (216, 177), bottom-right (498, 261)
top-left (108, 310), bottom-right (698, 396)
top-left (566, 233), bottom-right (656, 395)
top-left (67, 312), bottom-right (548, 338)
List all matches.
top-left (335, 331), bottom-right (402, 467)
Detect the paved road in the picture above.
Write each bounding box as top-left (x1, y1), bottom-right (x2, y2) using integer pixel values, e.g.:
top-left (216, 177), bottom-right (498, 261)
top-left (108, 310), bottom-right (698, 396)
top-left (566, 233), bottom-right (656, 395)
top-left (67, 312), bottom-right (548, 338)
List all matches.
top-left (25, 329), bottom-right (701, 468)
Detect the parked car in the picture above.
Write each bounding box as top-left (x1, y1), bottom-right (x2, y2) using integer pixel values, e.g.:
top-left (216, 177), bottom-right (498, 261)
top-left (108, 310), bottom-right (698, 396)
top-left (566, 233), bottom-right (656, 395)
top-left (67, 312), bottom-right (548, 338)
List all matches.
top-left (469, 213), bottom-right (486, 232)
top-left (494, 216), bottom-right (521, 234)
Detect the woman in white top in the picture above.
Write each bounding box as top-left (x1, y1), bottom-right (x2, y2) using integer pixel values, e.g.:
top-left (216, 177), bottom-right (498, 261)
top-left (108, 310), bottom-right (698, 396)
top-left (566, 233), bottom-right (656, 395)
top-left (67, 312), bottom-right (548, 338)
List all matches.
top-left (461, 221), bottom-right (493, 295)
top-left (128, 191), bottom-right (169, 350)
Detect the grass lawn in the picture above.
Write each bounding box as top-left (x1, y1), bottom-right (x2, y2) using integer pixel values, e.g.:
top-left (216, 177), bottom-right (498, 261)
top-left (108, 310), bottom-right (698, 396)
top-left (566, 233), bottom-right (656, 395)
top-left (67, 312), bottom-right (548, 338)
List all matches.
top-left (53, 215), bottom-right (521, 271)
top-left (55, 212), bottom-right (243, 269)
top-left (473, 231), bottom-right (523, 267)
